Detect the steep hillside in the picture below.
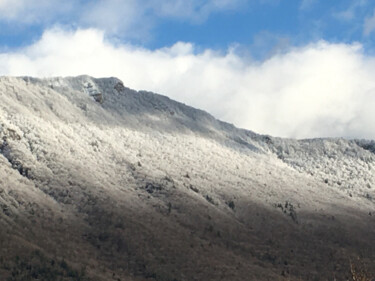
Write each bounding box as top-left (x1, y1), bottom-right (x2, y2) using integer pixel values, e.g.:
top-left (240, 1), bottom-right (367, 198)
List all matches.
top-left (0, 76), bottom-right (374, 280)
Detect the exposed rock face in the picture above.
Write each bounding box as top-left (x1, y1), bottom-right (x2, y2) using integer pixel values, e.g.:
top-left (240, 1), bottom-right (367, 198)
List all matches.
top-left (114, 81), bottom-right (125, 93)
top-left (90, 92), bottom-right (103, 103)
top-left (0, 75), bottom-right (374, 281)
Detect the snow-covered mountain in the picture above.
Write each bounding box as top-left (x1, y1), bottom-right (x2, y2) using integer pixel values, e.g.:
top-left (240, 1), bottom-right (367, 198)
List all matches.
top-left (0, 76), bottom-right (374, 280)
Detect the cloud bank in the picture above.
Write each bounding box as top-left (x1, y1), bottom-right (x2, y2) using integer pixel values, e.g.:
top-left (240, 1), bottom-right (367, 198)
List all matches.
top-left (1, 28), bottom-right (375, 139)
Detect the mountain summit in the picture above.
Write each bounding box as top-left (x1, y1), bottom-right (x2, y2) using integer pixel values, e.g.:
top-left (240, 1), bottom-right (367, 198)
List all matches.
top-left (0, 76), bottom-right (374, 280)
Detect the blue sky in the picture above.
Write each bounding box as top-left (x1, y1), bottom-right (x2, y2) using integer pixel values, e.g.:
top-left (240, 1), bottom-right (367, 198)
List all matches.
top-left (1, 0), bottom-right (375, 139)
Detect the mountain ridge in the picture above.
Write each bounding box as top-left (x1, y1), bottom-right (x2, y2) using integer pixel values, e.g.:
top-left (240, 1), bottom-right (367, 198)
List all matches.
top-left (0, 76), bottom-right (374, 280)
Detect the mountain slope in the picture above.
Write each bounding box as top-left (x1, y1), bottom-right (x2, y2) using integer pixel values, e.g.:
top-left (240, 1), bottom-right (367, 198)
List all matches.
top-left (0, 76), bottom-right (374, 280)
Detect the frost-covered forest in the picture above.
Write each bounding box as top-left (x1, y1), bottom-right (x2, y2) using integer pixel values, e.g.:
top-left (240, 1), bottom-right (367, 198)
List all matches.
top-left (0, 76), bottom-right (374, 280)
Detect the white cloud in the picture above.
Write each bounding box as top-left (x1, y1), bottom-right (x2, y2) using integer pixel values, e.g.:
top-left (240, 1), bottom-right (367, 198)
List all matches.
top-left (2, 28), bottom-right (375, 139)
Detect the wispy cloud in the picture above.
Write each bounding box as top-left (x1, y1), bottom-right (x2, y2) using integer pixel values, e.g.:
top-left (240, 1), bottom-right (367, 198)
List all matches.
top-left (0, 0), bottom-right (245, 38)
top-left (300, 0), bottom-right (317, 10)
top-left (2, 28), bottom-right (375, 139)
top-left (151, 0), bottom-right (244, 21)
top-left (364, 9), bottom-right (375, 36)
top-left (249, 31), bottom-right (291, 60)
top-left (333, 0), bottom-right (369, 22)
top-left (0, 0), bottom-right (75, 23)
